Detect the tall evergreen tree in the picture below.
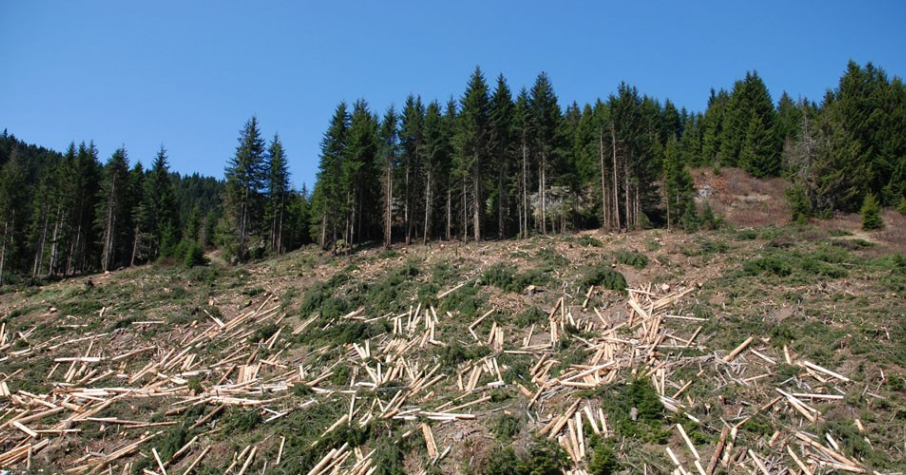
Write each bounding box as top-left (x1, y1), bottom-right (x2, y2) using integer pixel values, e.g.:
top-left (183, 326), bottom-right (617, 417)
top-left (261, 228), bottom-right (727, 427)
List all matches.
top-left (135, 146), bottom-right (179, 262)
top-left (312, 103), bottom-right (350, 251)
top-left (399, 95), bottom-right (425, 244)
top-left (662, 137), bottom-right (694, 229)
top-left (378, 107), bottom-right (398, 248)
top-left (0, 151), bottom-right (27, 285)
top-left (529, 72), bottom-right (562, 234)
top-left (456, 67), bottom-right (491, 242)
top-left (513, 88), bottom-right (533, 237)
top-left (343, 99), bottom-right (380, 247)
top-left (224, 116), bottom-right (267, 261)
top-left (96, 147), bottom-right (131, 272)
top-left (265, 134), bottom-right (290, 255)
top-left (489, 74), bottom-right (514, 238)
top-left (421, 101), bottom-right (447, 243)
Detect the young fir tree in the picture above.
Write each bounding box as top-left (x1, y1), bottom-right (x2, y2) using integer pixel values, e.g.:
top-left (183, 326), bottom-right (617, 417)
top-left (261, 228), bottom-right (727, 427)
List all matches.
top-left (265, 134), bottom-right (290, 255)
top-left (861, 193), bottom-right (884, 230)
top-left (224, 116), bottom-right (267, 261)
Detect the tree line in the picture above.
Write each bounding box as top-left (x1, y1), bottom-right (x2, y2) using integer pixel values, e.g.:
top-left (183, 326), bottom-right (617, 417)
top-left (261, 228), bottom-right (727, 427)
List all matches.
top-left (1, 60), bottom-right (903, 283)
top-left (0, 134), bottom-right (224, 285)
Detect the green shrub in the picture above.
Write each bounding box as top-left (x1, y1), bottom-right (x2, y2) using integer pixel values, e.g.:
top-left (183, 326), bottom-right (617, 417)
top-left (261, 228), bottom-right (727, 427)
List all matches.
top-left (588, 439), bottom-right (620, 474)
top-left (576, 235), bottom-right (604, 247)
top-left (615, 249), bottom-right (649, 269)
top-left (492, 413), bottom-right (522, 441)
top-left (579, 265), bottom-right (627, 293)
top-left (897, 196), bottom-right (906, 216)
top-left (861, 193), bottom-right (884, 230)
top-left (184, 242), bottom-right (207, 268)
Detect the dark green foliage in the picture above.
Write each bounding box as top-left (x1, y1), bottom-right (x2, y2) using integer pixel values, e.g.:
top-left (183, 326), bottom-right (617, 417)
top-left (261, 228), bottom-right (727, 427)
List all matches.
top-left (437, 284), bottom-right (484, 318)
top-left (583, 379), bottom-right (669, 443)
top-left (898, 196), bottom-right (906, 215)
top-left (486, 439), bottom-right (568, 475)
top-left (432, 341), bottom-right (491, 367)
top-left (615, 249), bottom-right (648, 269)
top-left (579, 264), bottom-right (627, 293)
top-left (514, 306), bottom-right (546, 328)
top-left (481, 263), bottom-right (552, 293)
top-left (576, 235), bottom-right (604, 247)
top-left (249, 323), bottom-right (279, 343)
top-left (224, 116), bottom-right (267, 262)
top-left (492, 413), bottom-right (522, 441)
top-left (588, 439), bottom-right (620, 474)
top-left (861, 193), bottom-right (884, 230)
top-left (183, 242), bottom-right (206, 268)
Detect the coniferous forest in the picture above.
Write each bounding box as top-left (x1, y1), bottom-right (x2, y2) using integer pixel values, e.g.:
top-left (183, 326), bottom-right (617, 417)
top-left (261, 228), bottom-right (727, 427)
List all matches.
top-left (1, 60), bottom-right (904, 284)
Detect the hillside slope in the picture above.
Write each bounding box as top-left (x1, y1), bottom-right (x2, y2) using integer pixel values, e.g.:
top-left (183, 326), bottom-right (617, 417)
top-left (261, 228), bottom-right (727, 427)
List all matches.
top-left (1, 222), bottom-right (905, 473)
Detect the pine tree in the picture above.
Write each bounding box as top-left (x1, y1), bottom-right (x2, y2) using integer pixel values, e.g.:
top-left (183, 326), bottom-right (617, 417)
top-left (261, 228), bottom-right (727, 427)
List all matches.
top-left (456, 67), bottom-right (490, 242)
top-left (265, 134), bottom-right (290, 255)
top-left (224, 116), bottom-right (267, 261)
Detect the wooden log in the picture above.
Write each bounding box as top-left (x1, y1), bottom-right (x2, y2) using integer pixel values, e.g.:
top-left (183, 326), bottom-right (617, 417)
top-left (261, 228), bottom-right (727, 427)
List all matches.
top-left (722, 337), bottom-right (753, 362)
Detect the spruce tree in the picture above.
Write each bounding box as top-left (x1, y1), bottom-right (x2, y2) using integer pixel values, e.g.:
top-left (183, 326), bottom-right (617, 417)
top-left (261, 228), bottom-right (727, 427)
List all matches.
top-left (343, 99), bottom-right (380, 247)
top-left (422, 101), bottom-right (447, 243)
top-left (378, 107), bottom-right (398, 248)
top-left (489, 74), bottom-right (514, 238)
top-left (265, 134), bottom-right (290, 255)
top-left (529, 72), bottom-right (562, 234)
top-left (0, 151), bottom-right (27, 285)
top-left (312, 103), bottom-right (349, 251)
top-left (224, 116), bottom-right (267, 261)
top-left (861, 193), bottom-right (884, 230)
top-left (662, 137), bottom-right (693, 229)
top-left (399, 95), bottom-right (425, 244)
top-left (96, 148), bottom-right (131, 272)
top-left (456, 66), bottom-right (490, 242)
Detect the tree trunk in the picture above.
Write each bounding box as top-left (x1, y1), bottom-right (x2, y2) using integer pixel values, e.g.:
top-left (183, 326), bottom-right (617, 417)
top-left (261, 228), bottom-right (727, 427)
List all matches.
top-left (522, 138), bottom-right (528, 238)
top-left (611, 123), bottom-right (620, 230)
top-left (445, 187), bottom-right (452, 241)
top-left (497, 161), bottom-right (505, 239)
top-left (384, 160), bottom-right (393, 249)
top-left (33, 209), bottom-right (48, 277)
top-left (599, 132), bottom-right (610, 230)
top-left (0, 220), bottom-right (8, 287)
top-left (423, 172), bottom-right (432, 245)
top-left (472, 153), bottom-right (481, 243)
top-left (539, 154), bottom-right (546, 235)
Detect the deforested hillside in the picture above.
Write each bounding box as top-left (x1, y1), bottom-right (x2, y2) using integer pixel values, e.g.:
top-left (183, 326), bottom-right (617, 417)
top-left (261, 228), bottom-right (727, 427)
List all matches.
top-left (1, 221), bottom-right (905, 473)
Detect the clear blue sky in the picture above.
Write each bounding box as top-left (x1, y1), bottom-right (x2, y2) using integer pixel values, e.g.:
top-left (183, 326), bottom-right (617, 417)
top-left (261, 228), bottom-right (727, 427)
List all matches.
top-left (2, 1), bottom-right (905, 189)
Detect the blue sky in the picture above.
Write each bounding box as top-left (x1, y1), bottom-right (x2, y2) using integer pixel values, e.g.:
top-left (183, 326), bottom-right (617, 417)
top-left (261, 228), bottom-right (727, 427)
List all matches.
top-left (2, 1), bottom-right (905, 189)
